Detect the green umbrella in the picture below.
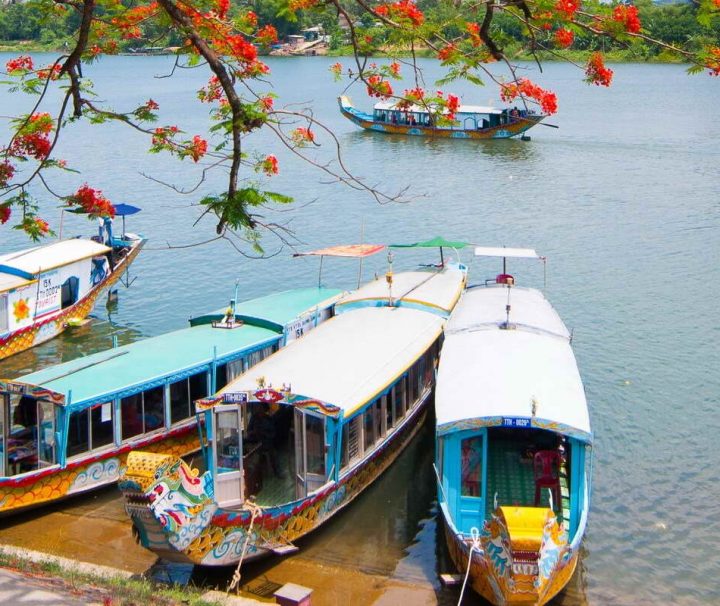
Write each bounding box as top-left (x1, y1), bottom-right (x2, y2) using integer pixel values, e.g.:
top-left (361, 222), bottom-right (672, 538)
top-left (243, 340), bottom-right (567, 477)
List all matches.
top-left (390, 236), bottom-right (470, 265)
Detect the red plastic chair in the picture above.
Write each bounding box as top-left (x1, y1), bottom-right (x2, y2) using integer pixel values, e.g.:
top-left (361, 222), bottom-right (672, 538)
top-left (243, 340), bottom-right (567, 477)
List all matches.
top-left (496, 273), bottom-right (515, 285)
top-left (533, 450), bottom-right (561, 508)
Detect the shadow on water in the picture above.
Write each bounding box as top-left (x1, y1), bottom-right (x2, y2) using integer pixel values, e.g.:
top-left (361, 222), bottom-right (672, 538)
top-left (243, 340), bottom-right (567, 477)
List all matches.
top-left (342, 130), bottom-right (540, 163)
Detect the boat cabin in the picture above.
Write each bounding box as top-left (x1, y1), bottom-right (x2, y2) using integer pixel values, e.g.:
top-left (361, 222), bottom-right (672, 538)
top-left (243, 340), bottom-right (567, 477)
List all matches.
top-left (0, 287), bottom-right (341, 511)
top-left (436, 284), bottom-right (592, 544)
top-left (199, 305), bottom-right (446, 509)
top-left (372, 101), bottom-right (534, 130)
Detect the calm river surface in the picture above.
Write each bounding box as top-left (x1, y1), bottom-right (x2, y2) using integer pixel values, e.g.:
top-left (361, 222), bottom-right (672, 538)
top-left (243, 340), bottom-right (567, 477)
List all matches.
top-left (1, 55), bottom-right (719, 605)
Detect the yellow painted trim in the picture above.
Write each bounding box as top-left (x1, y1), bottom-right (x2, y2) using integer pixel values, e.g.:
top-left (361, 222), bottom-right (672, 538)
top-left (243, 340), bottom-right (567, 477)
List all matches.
top-left (0, 279), bottom-right (38, 295)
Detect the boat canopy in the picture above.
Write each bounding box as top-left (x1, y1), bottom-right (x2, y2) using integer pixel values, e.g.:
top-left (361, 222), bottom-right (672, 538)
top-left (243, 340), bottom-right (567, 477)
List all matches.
top-left (190, 287), bottom-right (343, 332)
top-left (447, 287), bottom-right (569, 339)
top-left (436, 287), bottom-right (591, 442)
top-left (293, 244), bottom-right (386, 258)
top-left (335, 267), bottom-right (465, 316)
top-left (373, 101), bottom-right (503, 115)
top-left (474, 246), bottom-right (540, 259)
top-left (219, 306), bottom-right (445, 418)
top-left (21, 288), bottom-right (342, 412)
top-left (0, 271), bottom-right (33, 294)
top-left (0, 239), bottom-right (111, 278)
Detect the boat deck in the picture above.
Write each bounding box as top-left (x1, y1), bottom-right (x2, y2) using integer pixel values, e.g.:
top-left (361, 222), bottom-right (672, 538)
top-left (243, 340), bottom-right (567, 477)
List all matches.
top-left (486, 438), bottom-right (570, 524)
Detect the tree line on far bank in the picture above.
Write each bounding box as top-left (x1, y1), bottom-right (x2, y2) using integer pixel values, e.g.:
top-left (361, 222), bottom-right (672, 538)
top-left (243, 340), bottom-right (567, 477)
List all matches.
top-left (0, 0), bottom-right (717, 61)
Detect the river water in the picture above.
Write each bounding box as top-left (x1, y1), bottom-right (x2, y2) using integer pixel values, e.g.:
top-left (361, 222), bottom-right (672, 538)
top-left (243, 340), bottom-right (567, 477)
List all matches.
top-left (0, 55), bottom-right (718, 605)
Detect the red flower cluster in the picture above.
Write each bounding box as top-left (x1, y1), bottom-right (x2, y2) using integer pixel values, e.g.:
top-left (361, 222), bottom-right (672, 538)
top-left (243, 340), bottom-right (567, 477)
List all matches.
top-left (289, 0), bottom-right (319, 10)
top-left (261, 154), bottom-right (279, 175)
top-left (376, 0), bottom-right (424, 27)
top-left (260, 96), bottom-right (274, 111)
top-left (388, 61), bottom-right (401, 77)
top-left (198, 76), bottom-right (223, 103)
top-left (69, 184), bottom-right (115, 218)
top-left (707, 47), bottom-right (720, 76)
top-left (145, 99), bottom-right (159, 110)
top-left (36, 63), bottom-right (62, 80)
top-left (466, 22), bottom-right (482, 47)
top-left (330, 62), bottom-right (343, 77)
top-left (291, 127), bottom-right (315, 145)
top-left (0, 205), bottom-right (10, 225)
top-left (6, 55), bottom-right (34, 72)
top-left (216, 0), bottom-right (230, 19)
top-left (245, 11), bottom-right (258, 26)
top-left (152, 125), bottom-right (180, 145)
top-left (585, 52), bottom-right (614, 86)
top-left (367, 75), bottom-right (393, 99)
top-left (256, 25), bottom-right (278, 45)
top-left (500, 79), bottom-right (558, 115)
top-left (438, 44), bottom-right (458, 62)
top-left (188, 135), bottom-right (208, 162)
top-left (12, 133), bottom-right (52, 160)
top-left (612, 5), bottom-right (641, 34)
top-left (554, 0), bottom-right (579, 19)
top-left (554, 28), bottom-right (574, 48)
top-left (0, 161), bottom-right (14, 187)
top-left (34, 218), bottom-right (50, 235)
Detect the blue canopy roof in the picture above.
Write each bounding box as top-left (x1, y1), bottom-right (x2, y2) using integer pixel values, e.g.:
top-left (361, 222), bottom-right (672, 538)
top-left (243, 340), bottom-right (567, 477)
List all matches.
top-left (19, 287), bottom-right (343, 410)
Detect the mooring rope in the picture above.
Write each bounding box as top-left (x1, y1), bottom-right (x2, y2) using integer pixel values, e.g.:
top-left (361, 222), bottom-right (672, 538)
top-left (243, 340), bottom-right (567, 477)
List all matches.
top-left (227, 501), bottom-right (262, 594)
top-left (457, 526), bottom-right (482, 606)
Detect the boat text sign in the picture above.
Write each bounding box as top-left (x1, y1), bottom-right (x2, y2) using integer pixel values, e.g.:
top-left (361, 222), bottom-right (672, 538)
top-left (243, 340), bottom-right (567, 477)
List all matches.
top-left (501, 417), bottom-right (532, 428)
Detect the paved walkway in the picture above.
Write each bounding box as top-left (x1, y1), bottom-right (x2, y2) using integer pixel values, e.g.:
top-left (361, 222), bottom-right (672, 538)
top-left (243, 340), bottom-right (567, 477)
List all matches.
top-left (0, 569), bottom-right (97, 605)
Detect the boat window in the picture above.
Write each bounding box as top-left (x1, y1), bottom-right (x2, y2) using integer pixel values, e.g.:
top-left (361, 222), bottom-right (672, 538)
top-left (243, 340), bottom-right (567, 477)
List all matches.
top-left (247, 345), bottom-right (274, 368)
top-left (60, 276), bottom-right (80, 309)
top-left (394, 378), bottom-right (407, 421)
top-left (384, 393), bottom-right (394, 431)
top-left (216, 410), bottom-right (241, 472)
top-left (0, 294), bottom-right (7, 332)
top-left (6, 394), bottom-right (55, 474)
top-left (305, 414), bottom-right (325, 476)
top-left (461, 435), bottom-right (483, 497)
top-left (69, 401), bottom-right (114, 457)
top-left (215, 359), bottom-right (242, 392)
top-left (121, 385), bottom-right (164, 440)
top-left (341, 415), bottom-right (362, 469)
top-left (170, 372), bottom-right (207, 424)
top-left (379, 396), bottom-right (388, 437)
top-left (375, 399), bottom-right (384, 440)
top-left (90, 402), bottom-right (114, 449)
top-left (363, 405), bottom-right (375, 451)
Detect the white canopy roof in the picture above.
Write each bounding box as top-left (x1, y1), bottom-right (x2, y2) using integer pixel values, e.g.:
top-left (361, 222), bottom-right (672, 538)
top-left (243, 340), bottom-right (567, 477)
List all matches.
top-left (221, 306), bottom-right (445, 418)
top-left (373, 101), bottom-right (502, 115)
top-left (0, 239), bottom-right (110, 277)
top-left (474, 246), bottom-right (540, 259)
top-left (436, 287), bottom-right (590, 441)
top-left (447, 286), bottom-right (569, 339)
top-left (335, 267), bottom-right (465, 315)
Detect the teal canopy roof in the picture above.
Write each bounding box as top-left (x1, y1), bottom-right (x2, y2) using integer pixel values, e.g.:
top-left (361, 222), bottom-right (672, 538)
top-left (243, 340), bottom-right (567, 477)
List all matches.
top-left (389, 236), bottom-right (470, 249)
top-left (20, 287), bottom-right (343, 409)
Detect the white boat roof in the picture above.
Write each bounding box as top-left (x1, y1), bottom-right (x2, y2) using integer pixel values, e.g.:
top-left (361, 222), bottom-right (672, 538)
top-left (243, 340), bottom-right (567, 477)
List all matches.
top-left (0, 271), bottom-right (33, 293)
top-left (447, 286), bottom-right (569, 339)
top-left (474, 246), bottom-right (540, 259)
top-left (373, 101), bottom-right (502, 115)
top-left (335, 267), bottom-right (465, 315)
top-left (436, 287), bottom-right (591, 441)
top-left (0, 239), bottom-right (110, 279)
top-left (221, 306), bottom-right (445, 418)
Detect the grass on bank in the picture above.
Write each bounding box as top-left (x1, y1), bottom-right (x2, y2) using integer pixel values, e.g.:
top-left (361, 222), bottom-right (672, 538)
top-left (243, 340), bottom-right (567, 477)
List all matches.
top-left (0, 549), bottom-right (223, 606)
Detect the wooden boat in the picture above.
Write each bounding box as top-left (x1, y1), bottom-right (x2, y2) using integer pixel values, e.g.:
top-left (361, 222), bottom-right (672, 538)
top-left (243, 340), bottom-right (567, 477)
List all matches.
top-left (435, 247), bottom-right (592, 605)
top-left (339, 95), bottom-right (546, 140)
top-left (119, 262), bottom-right (467, 566)
top-left (0, 228), bottom-right (145, 360)
top-left (0, 287), bottom-right (342, 515)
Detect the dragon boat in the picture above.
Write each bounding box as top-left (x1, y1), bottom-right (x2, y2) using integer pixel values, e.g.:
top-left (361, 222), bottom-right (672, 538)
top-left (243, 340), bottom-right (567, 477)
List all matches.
top-left (0, 212), bottom-right (146, 360)
top-left (339, 95), bottom-right (546, 140)
top-left (120, 260), bottom-right (467, 567)
top-left (435, 247), bottom-right (592, 605)
top-left (0, 286), bottom-right (342, 515)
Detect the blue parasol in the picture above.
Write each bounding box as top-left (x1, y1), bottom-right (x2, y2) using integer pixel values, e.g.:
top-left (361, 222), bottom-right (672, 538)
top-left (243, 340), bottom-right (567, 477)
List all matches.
top-left (112, 203), bottom-right (141, 236)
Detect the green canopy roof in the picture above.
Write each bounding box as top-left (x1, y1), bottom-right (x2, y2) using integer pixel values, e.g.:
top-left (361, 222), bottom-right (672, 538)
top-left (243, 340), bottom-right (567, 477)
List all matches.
top-left (390, 237), bottom-right (470, 249)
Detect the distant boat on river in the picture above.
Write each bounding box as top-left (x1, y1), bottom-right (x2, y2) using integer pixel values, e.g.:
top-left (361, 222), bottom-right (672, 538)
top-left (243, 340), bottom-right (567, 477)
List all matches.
top-left (0, 217), bottom-right (145, 360)
top-left (339, 95), bottom-right (546, 140)
top-left (119, 248), bottom-right (467, 567)
top-left (435, 247), bottom-right (592, 605)
top-left (0, 287), bottom-right (342, 515)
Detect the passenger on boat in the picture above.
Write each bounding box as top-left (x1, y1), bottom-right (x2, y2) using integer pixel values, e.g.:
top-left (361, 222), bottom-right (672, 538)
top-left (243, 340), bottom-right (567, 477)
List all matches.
top-left (247, 404), bottom-right (283, 478)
